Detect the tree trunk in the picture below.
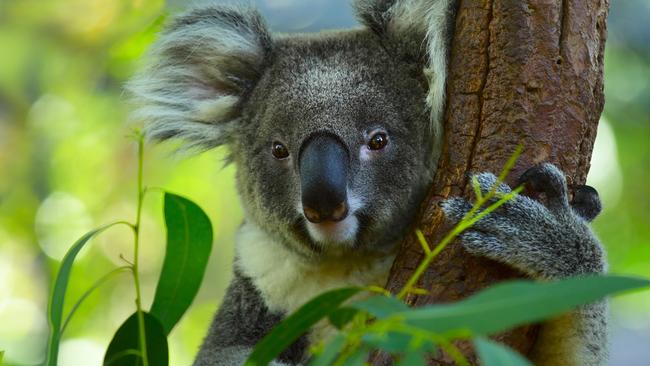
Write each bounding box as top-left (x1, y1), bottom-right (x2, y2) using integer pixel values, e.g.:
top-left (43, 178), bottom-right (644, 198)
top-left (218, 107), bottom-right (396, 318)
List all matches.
top-left (372, 0), bottom-right (609, 364)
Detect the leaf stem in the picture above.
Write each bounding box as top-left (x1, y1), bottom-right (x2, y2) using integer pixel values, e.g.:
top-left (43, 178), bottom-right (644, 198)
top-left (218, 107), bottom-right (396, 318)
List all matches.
top-left (60, 266), bottom-right (131, 334)
top-left (46, 220), bottom-right (132, 366)
top-left (397, 227), bottom-right (462, 299)
top-left (397, 146), bottom-right (523, 300)
top-left (132, 133), bottom-right (150, 366)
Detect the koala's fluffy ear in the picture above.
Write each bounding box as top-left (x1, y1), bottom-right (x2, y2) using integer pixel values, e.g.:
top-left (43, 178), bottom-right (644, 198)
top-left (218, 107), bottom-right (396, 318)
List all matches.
top-left (128, 5), bottom-right (272, 151)
top-left (353, 0), bottom-right (454, 143)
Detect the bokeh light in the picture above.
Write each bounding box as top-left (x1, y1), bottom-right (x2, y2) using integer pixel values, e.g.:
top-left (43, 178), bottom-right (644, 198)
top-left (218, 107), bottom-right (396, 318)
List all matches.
top-left (58, 339), bottom-right (105, 366)
top-left (0, 298), bottom-right (47, 365)
top-left (587, 117), bottom-right (623, 208)
top-left (35, 192), bottom-right (93, 261)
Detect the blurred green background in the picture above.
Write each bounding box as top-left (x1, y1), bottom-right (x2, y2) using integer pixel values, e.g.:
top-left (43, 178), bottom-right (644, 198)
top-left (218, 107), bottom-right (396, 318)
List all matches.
top-left (0, 0), bottom-right (648, 365)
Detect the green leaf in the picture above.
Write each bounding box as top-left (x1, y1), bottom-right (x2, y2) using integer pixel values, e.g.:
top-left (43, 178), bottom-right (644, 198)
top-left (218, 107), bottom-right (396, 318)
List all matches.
top-left (245, 287), bottom-right (361, 366)
top-left (310, 334), bottom-right (346, 366)
top-left (362, 332), bottom-right (420, 353)
top-left (0, 350), bottom-right (4, 366)
top-left (46, 222), bottom-right (128, 366)
top-left (475, 337), bottom-right (532, 366)
top-left (150, 192), bottom-right (213, 335)
top-left (396, 350), bottom-right (427, 366)
top-left (342, 347), bottom-right (370, 366)
top-left (61, 266), bottom-right (130, 334)
top-left (351, 295), bottom-right (409, 318)
top-left (103, 311), bottom-right (168, 366)
top-left (328, 307), bottom-right (359, 329)
top-left (402, 275), bottom-right (650, 336)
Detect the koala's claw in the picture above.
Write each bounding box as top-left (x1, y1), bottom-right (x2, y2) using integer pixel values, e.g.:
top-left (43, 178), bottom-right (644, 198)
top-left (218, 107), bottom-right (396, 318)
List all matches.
top-left (518, 163), bottom-right (570, 211)
top-left (517, 163), bottom-right (602, 222)
top-left (570, 185), bottom-right (602, 222)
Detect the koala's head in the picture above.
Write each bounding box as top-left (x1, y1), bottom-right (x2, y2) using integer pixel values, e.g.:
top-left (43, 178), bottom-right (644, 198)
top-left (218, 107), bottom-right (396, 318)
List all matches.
top-left (129, 1), bottom-right (450, 258)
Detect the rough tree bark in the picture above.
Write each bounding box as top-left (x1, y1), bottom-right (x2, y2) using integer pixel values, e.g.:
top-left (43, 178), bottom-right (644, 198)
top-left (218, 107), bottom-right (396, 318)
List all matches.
top-left (372, 0), bottom-right (609, 364)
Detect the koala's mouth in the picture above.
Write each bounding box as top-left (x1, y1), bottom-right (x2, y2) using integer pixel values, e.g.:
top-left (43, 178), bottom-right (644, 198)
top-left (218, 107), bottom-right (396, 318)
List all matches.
top-left (304, 214), bottom-right (359, 245)
top-left (289, 210), bottom-right (378, 256)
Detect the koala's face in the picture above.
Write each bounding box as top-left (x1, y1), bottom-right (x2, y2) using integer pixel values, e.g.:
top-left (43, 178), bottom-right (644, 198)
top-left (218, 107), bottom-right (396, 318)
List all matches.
top-left (232, 31), bottom-right (433, 257)
top-left (130, 3), bottom-right (443, 258)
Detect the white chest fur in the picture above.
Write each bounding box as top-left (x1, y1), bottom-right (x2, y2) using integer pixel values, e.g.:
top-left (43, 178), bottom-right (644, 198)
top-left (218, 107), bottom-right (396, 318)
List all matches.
top-left (235, 222), bottom-right (394, 315)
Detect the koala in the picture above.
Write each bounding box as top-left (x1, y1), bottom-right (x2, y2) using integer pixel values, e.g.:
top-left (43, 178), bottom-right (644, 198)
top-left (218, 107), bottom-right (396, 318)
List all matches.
top-left (128, 0), bottom-right (608, 365)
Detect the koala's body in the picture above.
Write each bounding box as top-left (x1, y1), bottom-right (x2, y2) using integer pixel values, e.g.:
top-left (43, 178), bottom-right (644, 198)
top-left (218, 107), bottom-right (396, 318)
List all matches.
top-left (129, 0), bottom-right (608, 365)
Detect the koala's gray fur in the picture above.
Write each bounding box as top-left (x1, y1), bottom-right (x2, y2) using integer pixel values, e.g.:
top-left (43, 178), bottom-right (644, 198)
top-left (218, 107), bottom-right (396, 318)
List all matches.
top-left (128, 0), bottom-right (608, 365)
top-left (441, 164), bottom-right (608, 365)
top-left (193, 268), bottom-right (308, 365)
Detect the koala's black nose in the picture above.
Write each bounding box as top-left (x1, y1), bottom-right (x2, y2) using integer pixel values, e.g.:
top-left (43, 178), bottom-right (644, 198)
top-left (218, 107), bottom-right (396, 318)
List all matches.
top-left (299, 133), bottom-right (349, 223)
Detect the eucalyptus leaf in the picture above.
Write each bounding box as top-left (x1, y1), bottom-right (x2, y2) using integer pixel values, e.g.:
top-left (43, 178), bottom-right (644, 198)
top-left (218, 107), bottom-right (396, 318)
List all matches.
top-left (342, 347), bottom-right (370, 366)
top-left (351, 295), bottom-right (409, 318)
top-left (310, 334), bottom-right (346, 366)
top-left (46, 222), bottom-right (127, 366)
top-left (396, 350), bottom-right (426, 366)
top-left (245, 287), bottom-right (361, 366)
top-left (150, 192), bottom-right (213, 335)
top-left (402, 275), bottom-right (650, 336)
top-left (328, 307), bottom-right (358, 329)
top-left (475, 337), bottom-right (532, 366)
top-left (103, 311), bottom-right (168, 366)
top-left (362, 332), bottom-right (420, 353)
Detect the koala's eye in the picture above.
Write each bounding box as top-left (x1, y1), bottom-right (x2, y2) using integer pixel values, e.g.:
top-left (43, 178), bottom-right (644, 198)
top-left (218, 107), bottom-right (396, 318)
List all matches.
top-left (271, 141), bottom-right (290, 160)
top-left (367, 132), bottom-right (388, 150)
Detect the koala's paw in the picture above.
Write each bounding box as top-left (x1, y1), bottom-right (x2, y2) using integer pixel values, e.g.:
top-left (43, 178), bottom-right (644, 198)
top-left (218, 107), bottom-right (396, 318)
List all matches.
top-left (518, 163), bottom-right (602, 222)
top-left (570, 184), bottom-right (602, 222)
top-left (441, 164), bottom-right (606, 279)
top-left (518, 163), bottom-right (570, 209)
